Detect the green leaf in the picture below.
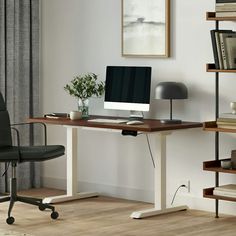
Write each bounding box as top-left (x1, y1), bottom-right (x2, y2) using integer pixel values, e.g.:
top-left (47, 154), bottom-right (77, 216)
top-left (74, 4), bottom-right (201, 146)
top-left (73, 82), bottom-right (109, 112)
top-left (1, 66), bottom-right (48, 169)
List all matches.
top-left (64, 73), bottom-right (105, 99)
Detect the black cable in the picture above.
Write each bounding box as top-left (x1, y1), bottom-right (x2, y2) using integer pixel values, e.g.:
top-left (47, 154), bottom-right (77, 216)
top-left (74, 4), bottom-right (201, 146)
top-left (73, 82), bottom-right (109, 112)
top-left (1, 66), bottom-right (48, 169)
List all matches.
top-left (2, 163), bottom-right (10, 177)
top-left (146, 134), bottom-right (155, 168)
top-left (171, 184), bottom-right (187, 205)
top-left (141, 112), bottom-right (155, 168)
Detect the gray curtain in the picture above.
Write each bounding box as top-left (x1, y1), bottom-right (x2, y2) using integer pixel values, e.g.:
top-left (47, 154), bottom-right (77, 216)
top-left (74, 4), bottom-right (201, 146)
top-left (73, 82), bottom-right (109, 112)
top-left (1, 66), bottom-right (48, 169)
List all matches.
top-left (0, 0), bottom-right (40, 192)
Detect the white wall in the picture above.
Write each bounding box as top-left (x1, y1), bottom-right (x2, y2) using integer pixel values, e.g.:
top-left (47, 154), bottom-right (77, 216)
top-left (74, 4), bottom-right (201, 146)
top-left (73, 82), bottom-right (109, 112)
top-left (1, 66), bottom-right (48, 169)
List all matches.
top-left (41, 0), bottom-right (236, 215)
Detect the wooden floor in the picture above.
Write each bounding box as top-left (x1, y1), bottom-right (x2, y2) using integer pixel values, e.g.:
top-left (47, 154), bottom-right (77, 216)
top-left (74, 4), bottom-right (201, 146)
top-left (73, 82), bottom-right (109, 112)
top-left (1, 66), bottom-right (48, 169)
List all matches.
top-left (0, 189), bottom-right (235, 236)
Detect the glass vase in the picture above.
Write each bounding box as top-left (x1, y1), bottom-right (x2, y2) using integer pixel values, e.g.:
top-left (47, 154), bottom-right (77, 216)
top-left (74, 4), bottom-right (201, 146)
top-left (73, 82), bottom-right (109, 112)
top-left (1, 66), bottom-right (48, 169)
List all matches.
top-left (78, 98), bottom-right (89, 118)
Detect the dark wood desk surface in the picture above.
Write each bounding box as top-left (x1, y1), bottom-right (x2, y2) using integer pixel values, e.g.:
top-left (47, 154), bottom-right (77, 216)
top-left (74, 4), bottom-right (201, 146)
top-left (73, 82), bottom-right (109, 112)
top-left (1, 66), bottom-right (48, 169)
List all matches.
top-left (29, 115), bottom-right (202, 132)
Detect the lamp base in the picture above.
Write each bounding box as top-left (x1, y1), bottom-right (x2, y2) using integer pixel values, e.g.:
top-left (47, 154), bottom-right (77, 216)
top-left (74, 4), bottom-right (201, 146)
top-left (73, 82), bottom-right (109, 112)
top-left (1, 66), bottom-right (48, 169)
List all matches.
top-left (160, 119), bottom-right (182, 124)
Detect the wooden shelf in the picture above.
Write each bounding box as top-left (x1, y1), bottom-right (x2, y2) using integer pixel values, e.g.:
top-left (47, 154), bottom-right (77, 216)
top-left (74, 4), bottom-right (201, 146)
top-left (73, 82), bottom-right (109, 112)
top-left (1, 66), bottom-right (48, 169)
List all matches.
top-left (203, 159), bottom-right (236, 174)
top-left (206, 12), bottom-right (236, 21)
top-left (206, 64), bottom-right (236, 73)
top-left (204, 188), bottom-right (236, 202)
top-left (204, 121), bottom-right (236, 133)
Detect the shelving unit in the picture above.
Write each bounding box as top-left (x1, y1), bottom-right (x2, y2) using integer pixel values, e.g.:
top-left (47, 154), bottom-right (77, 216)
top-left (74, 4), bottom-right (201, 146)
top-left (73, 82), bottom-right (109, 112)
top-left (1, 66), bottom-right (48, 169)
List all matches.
top-left (203, 12), bottom-right (236, 218)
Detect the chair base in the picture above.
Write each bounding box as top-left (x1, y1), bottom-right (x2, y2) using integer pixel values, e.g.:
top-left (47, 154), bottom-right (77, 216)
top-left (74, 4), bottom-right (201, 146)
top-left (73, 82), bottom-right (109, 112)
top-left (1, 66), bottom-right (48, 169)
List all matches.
top-left (0, 174), bottom-right (59, 224)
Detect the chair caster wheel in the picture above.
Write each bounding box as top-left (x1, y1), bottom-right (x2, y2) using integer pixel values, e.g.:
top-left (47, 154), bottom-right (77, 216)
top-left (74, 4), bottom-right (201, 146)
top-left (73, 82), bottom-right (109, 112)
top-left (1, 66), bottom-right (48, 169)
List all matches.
top-left (6, 217), bottom-right (15, 225)
top-left (51, 211), bottom-right (59, 220)
top-left (39, 204), bottom-right (46, 211)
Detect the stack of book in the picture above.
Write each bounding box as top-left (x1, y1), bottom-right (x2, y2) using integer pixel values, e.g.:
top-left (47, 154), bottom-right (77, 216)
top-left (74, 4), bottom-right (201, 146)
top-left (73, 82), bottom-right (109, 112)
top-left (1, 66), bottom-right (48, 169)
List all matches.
top-left (216, 113), bottom-right (236, 128)
top-left (210, 30), bottom-right (236, 69)
top-left (216, 0), bottom-right (236, 17)
top-left (213, 184), bottom-right (236, 198)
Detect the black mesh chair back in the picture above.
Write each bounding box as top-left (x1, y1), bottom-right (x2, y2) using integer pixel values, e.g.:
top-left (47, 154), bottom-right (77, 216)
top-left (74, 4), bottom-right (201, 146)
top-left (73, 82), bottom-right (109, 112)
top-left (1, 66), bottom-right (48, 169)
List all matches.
top-left (0, 93), bottom-right (12, 147)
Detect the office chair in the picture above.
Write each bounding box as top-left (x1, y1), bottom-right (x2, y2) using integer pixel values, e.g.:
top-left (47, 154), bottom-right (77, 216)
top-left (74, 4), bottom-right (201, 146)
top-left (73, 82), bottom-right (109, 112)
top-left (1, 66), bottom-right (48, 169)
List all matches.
top-left (0, 93), bottom-right (65, 224)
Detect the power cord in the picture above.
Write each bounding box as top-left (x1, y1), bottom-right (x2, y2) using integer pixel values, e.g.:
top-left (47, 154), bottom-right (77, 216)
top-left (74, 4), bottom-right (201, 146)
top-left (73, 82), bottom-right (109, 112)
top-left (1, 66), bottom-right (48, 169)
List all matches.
top-left (171, 184), bottom-right (187, 205)
top-left (146, 134), bottom-right (155, 168)
top-left (141, 112), bottom-right (155, 168)
top-left (140, 112), bottom-right (186, 201)
top-left (1, 163), bottom-right (10, 177)
top-left (122, 131), bottom-right (156, 168)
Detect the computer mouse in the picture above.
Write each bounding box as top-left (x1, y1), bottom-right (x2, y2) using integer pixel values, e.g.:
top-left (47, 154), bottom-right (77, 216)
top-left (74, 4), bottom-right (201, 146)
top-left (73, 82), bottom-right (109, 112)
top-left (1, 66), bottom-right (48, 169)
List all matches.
top-left (126, 120), bottom-right (144, 125)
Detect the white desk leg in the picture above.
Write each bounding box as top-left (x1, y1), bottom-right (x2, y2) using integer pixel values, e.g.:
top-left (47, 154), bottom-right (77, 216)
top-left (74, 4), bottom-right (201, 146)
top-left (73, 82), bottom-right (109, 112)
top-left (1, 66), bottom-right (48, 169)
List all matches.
top-left (131, 132), bottom-right (188, 219)
top-left (43, 127), bottom-right (98, 204)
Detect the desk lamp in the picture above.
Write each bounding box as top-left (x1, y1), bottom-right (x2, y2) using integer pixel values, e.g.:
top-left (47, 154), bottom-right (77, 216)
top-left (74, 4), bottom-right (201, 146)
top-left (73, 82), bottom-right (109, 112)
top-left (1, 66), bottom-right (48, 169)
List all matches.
top-left (155, 82), bottom-right (188, 124)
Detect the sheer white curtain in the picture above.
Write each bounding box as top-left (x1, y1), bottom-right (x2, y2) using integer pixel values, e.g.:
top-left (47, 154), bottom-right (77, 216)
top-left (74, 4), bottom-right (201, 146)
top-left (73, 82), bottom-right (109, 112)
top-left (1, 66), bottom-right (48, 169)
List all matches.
top-left (0, 0), bottom-right (40, 192)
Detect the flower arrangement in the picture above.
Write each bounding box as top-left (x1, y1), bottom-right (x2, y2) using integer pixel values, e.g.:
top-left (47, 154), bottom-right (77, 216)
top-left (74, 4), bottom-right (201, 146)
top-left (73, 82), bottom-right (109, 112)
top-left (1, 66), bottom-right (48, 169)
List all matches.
top-left (64, 73), bottom-right (105, 117)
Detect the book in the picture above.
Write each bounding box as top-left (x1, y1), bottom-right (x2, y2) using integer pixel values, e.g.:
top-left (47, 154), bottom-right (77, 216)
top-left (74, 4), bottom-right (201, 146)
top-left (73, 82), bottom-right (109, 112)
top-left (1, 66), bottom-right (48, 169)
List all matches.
top-left (219, 32), bottom-right (236, 69)
top-left (215, 184), bottom-right (236, 193)
top-left (216, 115), bottom-right (236, 128)
top-left (44, 113), bottom-right (69, 119)
top-left (44, 115), bottom-right (62, 119)
top-left (215, 32), bottom-right (224, 69)
top-left (213, 184), bottom-right (236, 197)
top-left (216, 11), bottom-right (236, 17)
top-left (216, 6), bottom-right (236, 13)
top-left (211, 30), bottom-right (232, 69)
top-left (216, 0), bottom-right (236, 4)
top-left (216, 7), bottom-right (236, 11)
top-left (217, 124), bottom-right (236, 129)
top-left (219, 32), bottom-right (227, 68)
top-left (225, 37), bottom-right (236, 69)
top-left (216, 121), bottom-right (236, 129)
top-left (217, 117), bottom-right (236, 122)
top-left (211, 30), bottom-right (220, 69)
top-left (216, 0), bottom-right (236, 12)
top-left (213, 189), bottom-right (236, 198)
top-left (219, 112), bottom-right (236, 118)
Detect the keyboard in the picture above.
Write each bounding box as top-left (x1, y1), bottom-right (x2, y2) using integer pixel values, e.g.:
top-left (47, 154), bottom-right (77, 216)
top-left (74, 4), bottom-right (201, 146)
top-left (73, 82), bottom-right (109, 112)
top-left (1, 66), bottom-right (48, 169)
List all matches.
top-left (87, 118), bottom-right (128, 124)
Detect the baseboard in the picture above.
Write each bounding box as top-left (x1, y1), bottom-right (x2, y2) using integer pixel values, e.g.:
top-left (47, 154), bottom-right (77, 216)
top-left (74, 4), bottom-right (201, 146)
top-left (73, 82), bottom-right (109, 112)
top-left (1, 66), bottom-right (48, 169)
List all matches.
top-left (41, 177), bottom-right (153, 202)
top-left (41, 177), bottom-right (236, 216)
top-left (41, 176), bottom-right (67, 191)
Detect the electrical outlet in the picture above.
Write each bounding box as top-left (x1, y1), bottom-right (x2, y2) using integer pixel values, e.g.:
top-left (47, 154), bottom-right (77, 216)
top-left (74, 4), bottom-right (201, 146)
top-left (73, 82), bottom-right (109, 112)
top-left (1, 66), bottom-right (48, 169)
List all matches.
top-left (179, 180), bottom-right (190, 193)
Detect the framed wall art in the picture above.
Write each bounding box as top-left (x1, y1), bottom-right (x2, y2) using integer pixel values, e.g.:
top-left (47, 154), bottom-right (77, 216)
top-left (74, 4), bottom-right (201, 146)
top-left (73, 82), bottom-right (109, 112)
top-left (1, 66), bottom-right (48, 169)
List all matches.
top-left (122, 0), bottom-right (170, 57)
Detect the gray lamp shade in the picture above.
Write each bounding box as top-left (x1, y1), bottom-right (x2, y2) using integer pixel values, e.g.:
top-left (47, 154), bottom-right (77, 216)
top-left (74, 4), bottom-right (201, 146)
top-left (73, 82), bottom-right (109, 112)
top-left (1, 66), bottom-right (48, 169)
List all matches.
top-left (155, 82), bottom-right (188, 124)
top-left (155, 82), bottom-right (188, 100)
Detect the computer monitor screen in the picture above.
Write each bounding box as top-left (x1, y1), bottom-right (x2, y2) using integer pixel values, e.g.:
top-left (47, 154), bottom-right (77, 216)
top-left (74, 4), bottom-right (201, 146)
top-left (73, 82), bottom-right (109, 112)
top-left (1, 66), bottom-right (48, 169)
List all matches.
top-left (104, 66), bottom-right (151, 112)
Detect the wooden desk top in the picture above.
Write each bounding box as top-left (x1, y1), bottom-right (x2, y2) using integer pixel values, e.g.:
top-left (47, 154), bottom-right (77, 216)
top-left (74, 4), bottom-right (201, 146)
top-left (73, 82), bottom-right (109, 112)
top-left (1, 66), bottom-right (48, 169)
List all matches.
top-left (29, 115), bottom-right (202, 132)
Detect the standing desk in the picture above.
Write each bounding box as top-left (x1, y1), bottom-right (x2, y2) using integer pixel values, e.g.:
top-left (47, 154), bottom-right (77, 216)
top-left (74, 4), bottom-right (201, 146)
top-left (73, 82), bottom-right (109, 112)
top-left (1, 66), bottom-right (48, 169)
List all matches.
top-left (29, 116), bottom-right (202, 219)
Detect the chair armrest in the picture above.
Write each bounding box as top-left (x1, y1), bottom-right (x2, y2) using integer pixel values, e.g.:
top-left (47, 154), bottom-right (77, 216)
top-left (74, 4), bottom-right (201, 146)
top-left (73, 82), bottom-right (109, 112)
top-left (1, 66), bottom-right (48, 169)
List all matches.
top-left (11, 122), bottom-right (47, 145)
top-left (11, 127), bottom-right (21, 162)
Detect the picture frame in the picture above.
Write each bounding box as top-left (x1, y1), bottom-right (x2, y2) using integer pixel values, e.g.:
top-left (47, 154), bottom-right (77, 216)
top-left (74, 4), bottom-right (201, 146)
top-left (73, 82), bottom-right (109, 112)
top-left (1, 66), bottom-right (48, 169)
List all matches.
top-left (122, 0), bottom-right (170, 58)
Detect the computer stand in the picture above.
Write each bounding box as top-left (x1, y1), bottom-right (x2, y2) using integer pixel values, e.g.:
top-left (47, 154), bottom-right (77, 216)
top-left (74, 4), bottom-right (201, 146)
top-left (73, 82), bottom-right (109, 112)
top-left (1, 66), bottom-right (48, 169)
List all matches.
top-left (129, 111), bottom-right (144, 121)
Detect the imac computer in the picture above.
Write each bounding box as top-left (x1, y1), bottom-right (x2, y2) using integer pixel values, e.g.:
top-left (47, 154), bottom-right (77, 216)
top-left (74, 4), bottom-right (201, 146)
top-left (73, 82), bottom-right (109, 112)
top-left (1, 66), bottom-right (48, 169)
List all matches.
top-left (104, 66), bottom-right (152, 119)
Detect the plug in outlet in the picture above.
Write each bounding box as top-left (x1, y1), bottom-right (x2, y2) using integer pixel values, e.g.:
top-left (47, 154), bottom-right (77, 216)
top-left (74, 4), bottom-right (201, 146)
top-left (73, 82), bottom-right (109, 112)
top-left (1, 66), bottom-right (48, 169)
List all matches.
top-left (179, 180), bottom-right (190, 193)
